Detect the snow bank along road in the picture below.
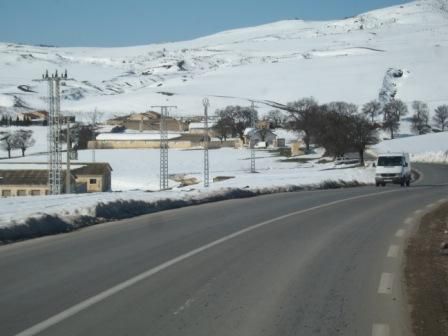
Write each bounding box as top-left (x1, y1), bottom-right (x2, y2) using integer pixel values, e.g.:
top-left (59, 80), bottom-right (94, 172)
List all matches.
top-left (1, 163), bottom-right (448, 336)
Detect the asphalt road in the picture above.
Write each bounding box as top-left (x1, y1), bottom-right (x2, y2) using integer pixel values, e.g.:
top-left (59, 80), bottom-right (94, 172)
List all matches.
top-left (1, 163), bottom-right (448, 336)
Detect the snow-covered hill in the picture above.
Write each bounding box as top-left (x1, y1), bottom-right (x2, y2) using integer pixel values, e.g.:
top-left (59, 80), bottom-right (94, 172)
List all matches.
top-left (0, 0), bottom-right (447, 118)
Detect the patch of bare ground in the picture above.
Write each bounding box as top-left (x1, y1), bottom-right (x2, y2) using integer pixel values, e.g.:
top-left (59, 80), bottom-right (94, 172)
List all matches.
top-left (405, 202), bottom-right (448, 336)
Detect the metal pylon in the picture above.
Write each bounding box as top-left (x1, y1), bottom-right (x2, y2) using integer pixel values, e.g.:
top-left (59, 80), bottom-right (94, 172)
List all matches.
top-left (203, 98), bottom-right (210, 187)
top-left (250, 101), bottom-right (257, 173)
top-left (152, 105), bottom-right (177, 191)
top-left (160, 106), bottom-right (169, 190)
top-left (36, 70), bottom-right (69, 195)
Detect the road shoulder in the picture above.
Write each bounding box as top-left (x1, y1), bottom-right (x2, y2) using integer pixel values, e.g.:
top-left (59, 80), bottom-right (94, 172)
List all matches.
top-left (405, 202), bottom-right (448, 336)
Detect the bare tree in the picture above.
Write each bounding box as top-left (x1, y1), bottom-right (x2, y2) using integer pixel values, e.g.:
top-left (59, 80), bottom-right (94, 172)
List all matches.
top-left (349, 115), bottom-right (379, 166)
top-left (433, 105), bottom-right (448, 131)
top-left (265, 109), bottom-right (287, 128)
top-left (86, 109), bottom-right (104, 127)
top-left (285, 97), bottom-right (320, 152)
top-left (382, 99), bottom-right (408, 139)
top-left (362, 100), bottom-right (382, 123)
top-left (326, 101), bottom-right (358, 115)
top-left (213, 118), bottom-right (232, 142)
top-left (13, 130), bottom-right (36, 157)
top-left (410, 100), bottom-right (430, 135)
top-left (215, 105), bottom-right (255, 141)
top-left (0, 132), bottom-right (18, 158)
top-left (313, 104), bottom-right (354, 157)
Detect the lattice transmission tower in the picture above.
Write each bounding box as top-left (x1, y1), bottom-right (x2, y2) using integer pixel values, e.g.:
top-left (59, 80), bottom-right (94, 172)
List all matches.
top-left (250, 101), bottom-right (258, 173)
top-left (152, 105), bottom-right (177, 190)
top-left (35, 70), bottom-right (70, 195)
top-left (202, 98), bottom-right (210, 187)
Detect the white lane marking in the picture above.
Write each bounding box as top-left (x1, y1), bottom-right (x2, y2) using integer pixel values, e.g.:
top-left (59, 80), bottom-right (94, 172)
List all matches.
top-left (14, 189), bottom-right (401, 336)
top-left (395, 229), bottom-right (406, 238)
top-left (387, 245), bottom-right (400, 258)
top-left (378, 273), bottom-right (395, 294)
top-left (404, 217), bottom-right (413, 226)
top-left (372, 324), bottom-right (390, 336)
top-left (173, 298), bottom-right (195, 315)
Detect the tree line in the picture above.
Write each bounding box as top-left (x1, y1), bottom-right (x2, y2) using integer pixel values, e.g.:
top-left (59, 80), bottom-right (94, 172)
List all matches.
top-left (0, 115), bottom-right (39, 127)
top-left (213, 98), bottom-right (448, 166)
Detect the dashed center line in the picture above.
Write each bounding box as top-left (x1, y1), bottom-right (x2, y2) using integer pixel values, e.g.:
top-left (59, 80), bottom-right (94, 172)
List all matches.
top-left (387, 245), bottom-right (400, 258)
top-left (378, 273), bottom-right (394, 294)
top-left (395, 229), bottom-right (406, 238)
top-left (372, 324), bottom-right (390, 336)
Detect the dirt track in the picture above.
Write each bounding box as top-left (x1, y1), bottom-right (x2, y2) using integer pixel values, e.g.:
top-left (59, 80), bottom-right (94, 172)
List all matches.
top-left (405, 203), bottom-right (448, 336)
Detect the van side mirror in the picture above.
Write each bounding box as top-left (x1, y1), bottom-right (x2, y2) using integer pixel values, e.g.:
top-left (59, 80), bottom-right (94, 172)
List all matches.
top-left (373, 163), bottom-right (376, 167)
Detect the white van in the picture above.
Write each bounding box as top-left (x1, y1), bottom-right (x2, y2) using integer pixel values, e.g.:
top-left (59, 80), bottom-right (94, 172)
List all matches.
top-left (375, 153), bottom-right (411, 187)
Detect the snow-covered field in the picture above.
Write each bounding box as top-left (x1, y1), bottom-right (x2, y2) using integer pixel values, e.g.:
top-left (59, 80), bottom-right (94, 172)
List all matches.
top-left (374, 131), bottom-right (448, 163)
top-left (0, 0), bottom-right (447, 119)
top-left (1, 147), bottom-right (373, 192)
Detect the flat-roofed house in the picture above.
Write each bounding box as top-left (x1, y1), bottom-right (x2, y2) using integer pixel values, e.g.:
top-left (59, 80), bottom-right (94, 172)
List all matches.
top-left (0, 170), bottom-right (68, 197)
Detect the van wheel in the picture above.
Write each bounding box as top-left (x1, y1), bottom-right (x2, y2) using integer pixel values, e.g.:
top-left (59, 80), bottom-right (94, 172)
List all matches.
top-left (376, 182), bottom-right (380, 187)
top-left (406, 179), bottom-right (410, 187)
top-left (382, 183), bottom-right (386, 187)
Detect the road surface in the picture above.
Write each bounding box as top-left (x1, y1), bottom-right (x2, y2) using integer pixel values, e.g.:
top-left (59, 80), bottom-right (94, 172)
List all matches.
top-left (1, 163), bottom-right (447, 336)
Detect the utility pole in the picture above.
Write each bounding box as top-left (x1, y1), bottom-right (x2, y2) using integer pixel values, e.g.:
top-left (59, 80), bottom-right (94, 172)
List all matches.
top-left (203, 98), bottom-right (210, 187)
top-left (66, 116), bottom-right (71, 194)
top-left (91, 108), bottom-right (99, 163)
top-left (35, 69), bottom-right (70, 195)
top-left (250, 101), bottom-right (257, 173)
top-left (152, 105), bottom-right (177, 191)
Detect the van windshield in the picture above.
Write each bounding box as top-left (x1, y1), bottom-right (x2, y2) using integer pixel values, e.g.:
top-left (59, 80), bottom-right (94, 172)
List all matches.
top-left (378, 156), bottom-right (403, 167)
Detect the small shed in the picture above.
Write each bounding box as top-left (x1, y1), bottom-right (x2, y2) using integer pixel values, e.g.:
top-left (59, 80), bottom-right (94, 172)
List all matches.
top-left (72, 163), bottom-right (113, 193)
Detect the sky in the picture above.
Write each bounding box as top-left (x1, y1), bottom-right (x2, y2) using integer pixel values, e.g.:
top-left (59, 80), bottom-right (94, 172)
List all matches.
top-left (0, 0), bottom-right (409, 47)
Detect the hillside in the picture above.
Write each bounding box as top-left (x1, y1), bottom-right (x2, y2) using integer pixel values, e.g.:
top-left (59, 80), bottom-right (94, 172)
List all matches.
top-left (0, 0), bottom-right (447, 118)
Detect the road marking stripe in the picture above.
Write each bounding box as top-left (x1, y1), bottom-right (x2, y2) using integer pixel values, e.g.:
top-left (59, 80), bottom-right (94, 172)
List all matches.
top-left (372, 324), bottom-right (390, 336)
top-left (378, 273), bottom-right (394, 294)
top-left (387, 245), bottom-right (400, 258)
top-left (395, 229), bottom-right (406, 238)
top-left (14, 189), bottom-right (401, 336)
